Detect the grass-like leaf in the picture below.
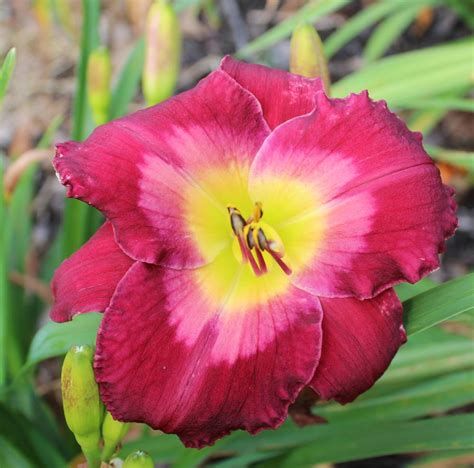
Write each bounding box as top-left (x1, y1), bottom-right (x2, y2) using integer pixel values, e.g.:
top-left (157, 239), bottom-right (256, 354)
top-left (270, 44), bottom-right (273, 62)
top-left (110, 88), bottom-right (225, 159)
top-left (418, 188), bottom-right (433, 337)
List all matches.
top-left (278, 414), bottom-right (474, 466)
top-left (0, 48), bottom-right (16, 107)
top-left (109, 38), bottom-right (145, 120)
top-left (403, 273), bottom-right (474, 335)
top-left (61, 0), bottom-right (101, 259)
top-left (426, 145), bottom-right (474, 172)
top-left (332, 39), bottom-right (473, 106)
top-left (363, 5), bottom-right (422, 62)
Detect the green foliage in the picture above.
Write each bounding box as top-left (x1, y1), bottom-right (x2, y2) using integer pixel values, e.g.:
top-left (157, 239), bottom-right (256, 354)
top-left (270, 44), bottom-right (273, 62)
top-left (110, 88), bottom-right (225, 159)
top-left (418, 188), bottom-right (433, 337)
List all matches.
top-left (26, 313), bottom-right (102, 368)
top-left (0, 48), bottom-right (16, 107)
top-left (332, 38), bottom-right (473, 107)
top-left (2, 0), bottom-right (473, 465)
top-left (363, 5), bottom-right (422, 62)
top-left (325, 0), bottom-right (440, 59)
top-left (61, 0), bottom-right (101, 260)
top-left (0, 404), bottom-right (66, 467)
top-left (109, 38), bottom-right (145, 120)
top-left (404, 273), bottom-right (474, 335)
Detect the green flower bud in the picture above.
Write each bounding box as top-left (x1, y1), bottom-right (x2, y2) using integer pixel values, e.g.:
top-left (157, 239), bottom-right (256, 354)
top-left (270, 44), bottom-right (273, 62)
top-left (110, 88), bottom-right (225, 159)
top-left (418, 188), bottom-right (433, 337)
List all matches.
top-left (61, 345), bottom-right (101, 467)
top-left (101, 411), bottom-right (131, 462)
top-left (87, 46), bottom-right (112, 125)
top-left (123, 450), bottom-right (154, 468)
top-left (143, 0), bottom-right (181, 106)
top-left (290, 23), bottom-right (330, 94)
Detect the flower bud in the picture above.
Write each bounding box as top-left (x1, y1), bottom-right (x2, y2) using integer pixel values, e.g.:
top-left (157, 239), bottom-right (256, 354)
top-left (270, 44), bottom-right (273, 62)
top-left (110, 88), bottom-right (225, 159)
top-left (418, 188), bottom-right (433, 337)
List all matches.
top-left (61, 345), bottom-right (101, 467)
top-left (101, 411), bottom-right (131, 462)
top-left (290, 23), bottom-right (330, 93)
top-left (142, 0), bottom-right (181, 106)
top-left (87, 46), bottom-right (112, 125)
top-left (123, 450), bottom-right (154, 468)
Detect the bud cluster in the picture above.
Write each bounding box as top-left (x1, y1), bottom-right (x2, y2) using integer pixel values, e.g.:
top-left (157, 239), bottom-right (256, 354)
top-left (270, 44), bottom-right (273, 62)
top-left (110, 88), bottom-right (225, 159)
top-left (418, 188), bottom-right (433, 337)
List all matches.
top-left (61, 346), bottom-right (151, 467)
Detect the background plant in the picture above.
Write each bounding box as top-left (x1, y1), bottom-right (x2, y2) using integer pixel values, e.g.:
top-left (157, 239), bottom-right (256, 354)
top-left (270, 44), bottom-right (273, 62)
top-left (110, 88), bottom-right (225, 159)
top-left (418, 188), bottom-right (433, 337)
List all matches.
top-left (0, 0), bottom-right (473, 466)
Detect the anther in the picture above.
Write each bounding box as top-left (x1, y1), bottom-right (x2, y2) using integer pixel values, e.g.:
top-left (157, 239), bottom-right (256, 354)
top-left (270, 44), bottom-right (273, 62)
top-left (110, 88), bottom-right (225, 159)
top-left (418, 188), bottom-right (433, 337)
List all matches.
top-left (227, 206), bottom-right (246, 236)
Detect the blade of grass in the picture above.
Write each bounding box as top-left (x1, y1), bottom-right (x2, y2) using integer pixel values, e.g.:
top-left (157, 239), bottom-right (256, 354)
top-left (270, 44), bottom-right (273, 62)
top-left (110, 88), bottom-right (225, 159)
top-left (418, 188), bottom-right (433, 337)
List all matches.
top-left (363, 5), bottom-right (423, 62)
top-left (279, 414), bottom-right (474, 466)
top-left (62, 0), bottom-right (100, 259)
top-left (361, 339), bottom-right (473, 398)
top-left (426, 145), bottom-right (474, 171)
top-left (236, 0), bottom-right (350, 59)
top-left (0, 48), bottom-right (15, 107)
top-left (0, 158), bottom-right (6, 386)
top-left (326, 0), bottom-right (417, 58)
top-left (316, 370), bottom-right (474, 423)
top-left (109, 38), bottom-right (145, 120)
top-left (4, 165), bottom-right (37, 376)
top-left (332, 39), bottom-right (473, 105)
top-left (403, 273), bottom-right (474, 335)
top-left (407, 448), bottom-right (474, 466)
top-left (397, 97), bottom-right (474, 112)
top-left (395, 277), bottom-right (437, 301)
top-left (71, 0), bottom-right (100, 141)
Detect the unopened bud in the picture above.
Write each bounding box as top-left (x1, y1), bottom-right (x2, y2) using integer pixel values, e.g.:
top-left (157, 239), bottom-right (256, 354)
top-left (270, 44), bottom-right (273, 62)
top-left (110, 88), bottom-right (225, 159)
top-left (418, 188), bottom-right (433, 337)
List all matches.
top-left (143, 0), bottom-right (181, 106)
top-left (123, 450), bottom-right (154, 468)
top-left (101, 411), bottom-right (131, 462)
top-left (87, 46), bottom-right (112, 125)
top-left (290, 23), bottom-right (330, 94)
top-left (33, 0), bottom-right (52, 33)
top-left (61, 345), bottom-right (101, 467)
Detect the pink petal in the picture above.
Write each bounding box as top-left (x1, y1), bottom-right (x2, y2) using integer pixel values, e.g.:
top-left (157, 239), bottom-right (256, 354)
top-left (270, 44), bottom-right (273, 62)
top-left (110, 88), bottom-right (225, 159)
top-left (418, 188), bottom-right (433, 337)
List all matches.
top-left (220, 56), bottom-right (323, 129)
top-left (249, 92), bottom-right (457, 299)
top-left (50, 222), bottom-right (134, 322)
top-left (310, 289), bottom-right (406, 403)
top-left (54, 70), bottom-right (270, 268)
top-left (94, 262), bottom-right (322, 448)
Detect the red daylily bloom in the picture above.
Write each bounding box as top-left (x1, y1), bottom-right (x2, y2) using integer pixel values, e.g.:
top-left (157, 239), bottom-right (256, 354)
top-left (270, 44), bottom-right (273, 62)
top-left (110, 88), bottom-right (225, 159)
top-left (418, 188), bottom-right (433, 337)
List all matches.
top-left (51, 57), bottom-right (457, 448)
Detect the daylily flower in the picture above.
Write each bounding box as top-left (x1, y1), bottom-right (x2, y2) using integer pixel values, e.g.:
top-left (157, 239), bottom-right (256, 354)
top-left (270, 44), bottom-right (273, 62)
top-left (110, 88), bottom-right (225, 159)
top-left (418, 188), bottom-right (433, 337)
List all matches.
top-left (51, 57), bottom-right (457, 448)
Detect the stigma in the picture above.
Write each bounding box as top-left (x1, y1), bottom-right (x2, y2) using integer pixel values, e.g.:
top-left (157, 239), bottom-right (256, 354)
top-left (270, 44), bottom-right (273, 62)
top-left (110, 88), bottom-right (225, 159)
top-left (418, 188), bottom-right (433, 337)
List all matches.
top-left (227, 203), bottom-right (292, 277)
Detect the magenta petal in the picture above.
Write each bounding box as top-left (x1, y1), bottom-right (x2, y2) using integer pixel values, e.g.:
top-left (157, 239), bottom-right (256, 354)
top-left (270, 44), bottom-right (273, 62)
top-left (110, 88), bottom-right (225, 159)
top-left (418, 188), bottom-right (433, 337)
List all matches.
top-left (310, 289), bottom-right (406, 403)
top-left (250, 91), bottom-right (458, 299)
top-left (95, 263), bottom-right (323, 448)
top-left (50, 222), bottom-right (134, 322)
top-left (54, 70), bottom-right (270, 268)
top-left (220, 56), bottom-right (323, 129)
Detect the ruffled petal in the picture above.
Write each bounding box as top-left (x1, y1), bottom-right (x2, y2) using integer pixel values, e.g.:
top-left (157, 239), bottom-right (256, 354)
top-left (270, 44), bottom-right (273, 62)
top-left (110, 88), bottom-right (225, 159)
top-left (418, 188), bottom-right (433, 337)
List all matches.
top-left (310, 289), bottom-right (406, 403)
top-left (249, 92), bottom-right (457, 299)
top-left (220, 56), bottom-right (323, 129)
top-left (95, 261), bottom-right (322, 448)
top-left (54, 70), bottom-right (270, 268)
top-left (50, 222), bottom-right (134, 322)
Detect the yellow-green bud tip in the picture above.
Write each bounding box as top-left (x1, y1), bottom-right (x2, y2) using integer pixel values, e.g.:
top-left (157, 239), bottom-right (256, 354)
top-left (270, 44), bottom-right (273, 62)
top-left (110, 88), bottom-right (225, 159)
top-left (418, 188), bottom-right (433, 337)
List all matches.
top-left (101, 411), bottom-right (131, 462)
top-left (142, 0), bottom-right (181, 106)
top-left (290, 23), bottom-right (330, 93)
top-left (123, 450), bottom-right (154, 468)
top-left (87, 46), bottom-right (112, 125)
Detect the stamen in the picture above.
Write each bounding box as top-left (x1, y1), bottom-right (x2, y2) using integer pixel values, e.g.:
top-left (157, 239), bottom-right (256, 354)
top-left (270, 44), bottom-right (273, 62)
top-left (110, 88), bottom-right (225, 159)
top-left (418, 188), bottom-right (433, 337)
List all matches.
top-left (228, 203), bottom-right (290, 277)
top-left (254, 248), bottom-right (268, 274)
top-left (241, 236), bottom-right (263, 276)
top-left (266, 248), bottom-right (293, 276)
top-left (236, 234), bottom-right (248, 264)
top-left (244, 226), bottom-right (265, 275)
